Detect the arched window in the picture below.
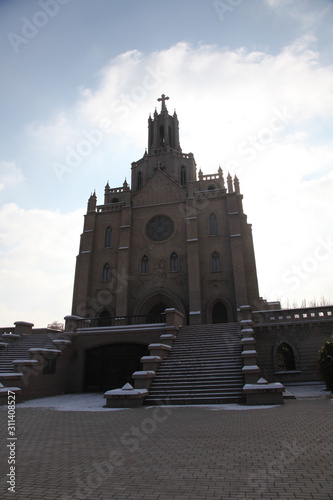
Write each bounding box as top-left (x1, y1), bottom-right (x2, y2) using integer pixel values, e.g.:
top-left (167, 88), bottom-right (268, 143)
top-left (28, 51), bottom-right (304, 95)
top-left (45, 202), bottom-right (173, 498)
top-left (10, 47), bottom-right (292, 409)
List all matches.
top-left (170, 252), bottom-right (179, 272)
top-left (104, 226), bottom-right (112, 248)
top-left (98, 310), bottom-right (112, 327)
top-left (276, 343), bottom-right (296, 371)
top-left (209, 213), bottom-right (218, 236)
top-left (180, 166), bottom-right (186, 186)
top-left (137, 171), bottom-right (142, 191)
top-left (159, 125), bottom-right (165, 146)
top-left (141, 255), bottom-right (149, 274)
top-left (102, 263), bottom-right (111, 282)
top-left (212, 252), bottom-right (222, 272)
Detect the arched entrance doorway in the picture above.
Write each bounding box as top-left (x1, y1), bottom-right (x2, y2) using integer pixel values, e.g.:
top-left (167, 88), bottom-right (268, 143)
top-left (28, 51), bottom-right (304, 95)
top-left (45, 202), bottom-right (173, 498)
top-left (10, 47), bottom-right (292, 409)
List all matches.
top-left (134, 290), bottom-right (187, 324)
top-left (98, 310), bottom-right (113, 327)
top-left (84, 343), bottom-right (149, 392)
top-left (148, 302), bottom-right (168, 323)
top-left (212, 301), bottom-right (229, 323)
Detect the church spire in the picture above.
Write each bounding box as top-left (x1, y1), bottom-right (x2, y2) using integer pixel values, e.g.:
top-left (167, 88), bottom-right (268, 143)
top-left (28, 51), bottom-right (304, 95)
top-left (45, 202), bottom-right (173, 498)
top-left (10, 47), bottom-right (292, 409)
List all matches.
top-left (147, 94), bottom-right (181, 153)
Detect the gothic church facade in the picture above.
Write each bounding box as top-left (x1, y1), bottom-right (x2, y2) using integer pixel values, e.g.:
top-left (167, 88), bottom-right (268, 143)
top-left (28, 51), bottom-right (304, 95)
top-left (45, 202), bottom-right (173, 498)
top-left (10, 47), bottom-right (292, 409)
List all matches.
top-left (72, 95), bottom-right (263, 325)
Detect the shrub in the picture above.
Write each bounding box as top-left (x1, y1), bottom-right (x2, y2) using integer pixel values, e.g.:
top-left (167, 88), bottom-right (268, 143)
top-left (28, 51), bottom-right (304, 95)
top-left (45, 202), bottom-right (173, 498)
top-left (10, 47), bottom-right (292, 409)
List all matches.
top-left (318, 336), bottom-right (333, 392)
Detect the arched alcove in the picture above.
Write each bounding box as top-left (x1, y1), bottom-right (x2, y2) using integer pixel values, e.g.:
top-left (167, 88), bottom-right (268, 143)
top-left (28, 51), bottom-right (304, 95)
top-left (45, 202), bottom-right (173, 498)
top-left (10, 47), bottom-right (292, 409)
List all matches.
top-left (212, 301), bottom-right (229, 323)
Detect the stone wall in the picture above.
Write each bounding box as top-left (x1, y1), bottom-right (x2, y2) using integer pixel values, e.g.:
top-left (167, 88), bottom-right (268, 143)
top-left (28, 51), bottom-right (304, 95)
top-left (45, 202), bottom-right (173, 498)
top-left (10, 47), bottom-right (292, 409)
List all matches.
top-left (253, 306), bottom-right (333, 384)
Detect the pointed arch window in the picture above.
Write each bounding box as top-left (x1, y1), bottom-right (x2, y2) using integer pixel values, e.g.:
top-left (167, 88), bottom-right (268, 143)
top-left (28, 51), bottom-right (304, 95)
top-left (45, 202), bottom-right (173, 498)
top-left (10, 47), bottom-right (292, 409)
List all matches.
top-left (276, 343), bottom-right (296, 371)
top-left (102, 263), bottom-right (111, 282)
top-left (141, 255), bottom-right (149, 275)
top-left (212, 252), bottom-right (222, 273)
top-left (170, 252), bottom-right (179, 272)
top-left (180, 166), bottom-right (186, 187)
top-left (104, 226), bottom-right (112, 248)
top-left (159, 125), bottom-right (165, 147)
top-left (209, 213), bottom-right (218, 236)
top-left (170, 252), bottom-right (179, 273)
top-left (137, 171), bottom-right (142, 191)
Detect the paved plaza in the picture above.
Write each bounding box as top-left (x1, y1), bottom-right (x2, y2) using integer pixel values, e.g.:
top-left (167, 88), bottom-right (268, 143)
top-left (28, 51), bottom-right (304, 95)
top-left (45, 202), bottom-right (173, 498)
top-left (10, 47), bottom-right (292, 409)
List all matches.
top-left (1, 393), bottom-right (332, 500)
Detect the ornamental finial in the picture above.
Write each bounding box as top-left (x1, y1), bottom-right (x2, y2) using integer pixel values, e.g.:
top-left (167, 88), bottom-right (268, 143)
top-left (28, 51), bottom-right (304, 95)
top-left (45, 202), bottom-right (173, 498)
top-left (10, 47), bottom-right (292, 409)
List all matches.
top-left (157, 94), bottom-right (169, 112)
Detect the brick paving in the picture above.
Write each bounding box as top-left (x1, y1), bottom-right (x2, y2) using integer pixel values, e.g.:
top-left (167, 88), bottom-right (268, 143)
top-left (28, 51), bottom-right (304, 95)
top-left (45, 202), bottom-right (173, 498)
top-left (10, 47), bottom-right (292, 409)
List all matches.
top-left (0, 398), bottom-right (332, 500)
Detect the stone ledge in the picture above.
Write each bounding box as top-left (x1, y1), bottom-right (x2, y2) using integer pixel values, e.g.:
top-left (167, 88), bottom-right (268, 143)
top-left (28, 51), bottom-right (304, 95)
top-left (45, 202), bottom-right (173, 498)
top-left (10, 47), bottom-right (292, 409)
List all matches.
top-left (104, 384), bottom-right (148, 408)
top-left (148, 343), bottom-right (172, 350)
top-left (243, 381), bottom-right (285, 405)
top-left (148, 343), bottom-right (172, 359)
top-left (12, 359), bottom-right (39, 366)
top-left (28, 348), bottom-right (62, 355)
top-left (132, 371), bottom-right (156, 378)
top-left (241, 337), bottom-right (256, 345)
top-left (243, 382), bottom-right (284, 394)
top-left (160, 334), bottom-right (176, 346)
top-left (0, 387), bottom-right (21, 405)
top-left (132, 371), bottom-right (156, 390)
top-left (2, 334), bottom-right (21, 342)
top-left (52, 339), bottom-right (72, 346)
top-left (242, 364), bottom-right (261, 384)
top-left (242, 350), bottom-right (258, 357)
top-left (141, 356), bottom-right (162, 371)
top-left (0, 373), bottom-right (24, 379)
top-left (0, 387), bottom-right (21, 394)
top-left (242, 365), bottom-right (260, 373)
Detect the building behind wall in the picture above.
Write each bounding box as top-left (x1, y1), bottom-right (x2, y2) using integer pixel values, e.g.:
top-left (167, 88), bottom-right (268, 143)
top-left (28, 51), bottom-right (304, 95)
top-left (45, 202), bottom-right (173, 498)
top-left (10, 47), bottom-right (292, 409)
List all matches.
top-left (72, 94), bottom-right (265, 325)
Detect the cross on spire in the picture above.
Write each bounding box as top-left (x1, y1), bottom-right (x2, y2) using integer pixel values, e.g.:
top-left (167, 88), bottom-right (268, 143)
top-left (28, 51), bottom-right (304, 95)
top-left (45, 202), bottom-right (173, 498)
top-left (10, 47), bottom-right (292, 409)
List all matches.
top-left (157, 94), bottom-right (169, 112)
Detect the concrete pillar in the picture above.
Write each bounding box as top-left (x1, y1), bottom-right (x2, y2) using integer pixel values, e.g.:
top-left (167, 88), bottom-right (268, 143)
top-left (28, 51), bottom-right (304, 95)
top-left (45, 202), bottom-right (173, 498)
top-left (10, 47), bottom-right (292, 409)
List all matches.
top-left (14, 321), bottom-right (34, 335)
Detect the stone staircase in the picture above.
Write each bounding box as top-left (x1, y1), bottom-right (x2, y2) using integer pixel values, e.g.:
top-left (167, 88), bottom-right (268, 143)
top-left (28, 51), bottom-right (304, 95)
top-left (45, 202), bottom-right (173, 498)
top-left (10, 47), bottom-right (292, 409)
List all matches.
top-left (0, 331), bottom-right (72, 404)
top-left (144, 322), bottom-right (245, 405)
top-left (0, 333), bottom-right (60, 373)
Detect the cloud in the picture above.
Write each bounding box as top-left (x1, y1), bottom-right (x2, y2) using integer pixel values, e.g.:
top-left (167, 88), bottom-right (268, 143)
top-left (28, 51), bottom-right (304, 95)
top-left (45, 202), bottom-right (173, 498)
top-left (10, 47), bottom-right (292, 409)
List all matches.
top-left (0, 161), bottom-right (24, 190)
top-left (17, 36), bottom-right (333, 310)
top-left (264, 0), bottom-right (331, 30)
top-left (0, 203), bottom-right (83, 327)
top-left (27, 37), bottom-right (333, 168)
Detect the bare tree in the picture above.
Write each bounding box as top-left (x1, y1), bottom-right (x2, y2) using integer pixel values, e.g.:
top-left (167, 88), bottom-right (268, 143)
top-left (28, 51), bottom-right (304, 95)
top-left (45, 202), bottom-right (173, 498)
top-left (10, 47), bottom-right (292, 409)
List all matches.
top-left (47, 321), bottom-right (64, 331)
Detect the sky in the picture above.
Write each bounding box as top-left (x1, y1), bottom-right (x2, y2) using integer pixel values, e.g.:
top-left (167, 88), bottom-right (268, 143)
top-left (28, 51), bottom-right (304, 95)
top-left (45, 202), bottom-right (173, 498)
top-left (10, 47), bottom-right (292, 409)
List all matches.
top-left (1, 0), bottom-right (333, 327)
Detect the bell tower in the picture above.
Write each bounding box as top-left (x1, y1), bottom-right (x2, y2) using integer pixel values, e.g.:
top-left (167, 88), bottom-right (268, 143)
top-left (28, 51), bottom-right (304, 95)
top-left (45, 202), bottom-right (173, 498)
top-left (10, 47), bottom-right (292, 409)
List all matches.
top-left (148, 94), bottom-right (181, 152)
top-left (131, 94), bottom-right (196, 192)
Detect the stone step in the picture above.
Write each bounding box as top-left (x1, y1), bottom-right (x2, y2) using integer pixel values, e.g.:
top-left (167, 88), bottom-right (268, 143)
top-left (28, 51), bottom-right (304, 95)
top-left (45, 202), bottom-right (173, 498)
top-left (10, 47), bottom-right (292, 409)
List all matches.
top-left (144, 322), bottom-right (244, 405)
top-left (157, 359), bottom-right (243, 367)
top-left (162, 360), bottom-right (242, 367)
top-left (149, 370), bottom-right (243, 385)
top-left (0, 333), bottom-right (69, 373)
top-left (164, 348), bottom-right (242, 354)
top-left (145, 394), bottom-right (245, 405)
top-left (149, 385), bottom-right (244, 393)
top-left (155, 369), bottom-right (243, 377)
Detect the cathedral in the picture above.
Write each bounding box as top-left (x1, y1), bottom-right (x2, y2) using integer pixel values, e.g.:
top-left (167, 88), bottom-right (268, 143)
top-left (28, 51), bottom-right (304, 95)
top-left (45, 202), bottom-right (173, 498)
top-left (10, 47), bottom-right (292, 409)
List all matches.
top-left (72, 94), bottom-right (263, 326)
top-left (1, 95), bottom-right (331, 405)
